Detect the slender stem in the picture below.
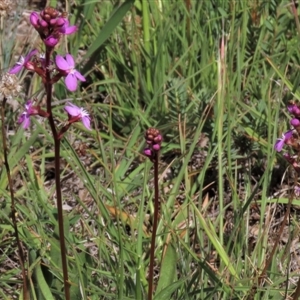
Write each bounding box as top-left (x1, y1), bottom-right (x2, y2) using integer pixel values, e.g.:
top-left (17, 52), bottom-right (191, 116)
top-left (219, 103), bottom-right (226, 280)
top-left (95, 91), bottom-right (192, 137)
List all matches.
top-left (1, 97), bottom-right (29, 300)
top-left (148, 152), bottom-right (159, 300)
top-left (45, 49), bottom-right (70, 300)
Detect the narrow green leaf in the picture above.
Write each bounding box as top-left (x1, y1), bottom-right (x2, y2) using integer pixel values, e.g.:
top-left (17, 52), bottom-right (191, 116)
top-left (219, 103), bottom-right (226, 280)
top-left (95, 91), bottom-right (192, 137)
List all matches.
top-left (82, 0), bottom-right (135, 73)
top-left (35, 261), bottom-right (55, 300)
top-left (154, 280), bottom-right (186, 300)
top-left (155, 243), bottom-right (177, 295)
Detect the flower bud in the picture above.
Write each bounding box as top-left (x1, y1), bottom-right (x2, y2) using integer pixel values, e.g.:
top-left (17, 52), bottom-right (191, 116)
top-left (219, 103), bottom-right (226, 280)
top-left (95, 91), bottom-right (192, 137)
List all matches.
top-left (154, 135), bottom-right (162, 143)
top-left (50, 19), bottom-right (57, 25)
top-left (44, 36), bottom-right (58, 47)
top-left (291, 118), bottom-right (300, 127)
top-left (56, 17), bottom-right (65, 27)
top-left (30, 12), bottom-right (39, 27)
top-left (153, 144), bottom-right (161, 151)
top-left (38, 19), bottom-right (48, 28)
top-left (144, 148), bottom-right (152, 157)
top-left (144, 128), bottom-right (162, 161)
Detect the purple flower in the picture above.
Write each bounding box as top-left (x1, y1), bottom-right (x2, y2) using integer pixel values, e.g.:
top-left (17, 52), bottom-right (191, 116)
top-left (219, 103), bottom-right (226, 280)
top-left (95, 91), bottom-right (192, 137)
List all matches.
top-left (30, 12), bottom-right (39, 28)
top-left (274, 130), bottom-right (294, 152)
top-left (144, 148), bottom-right (152, 157)
top-left (44, 35), bottom-right (58, 47)
top-left (18, 100), bottom-right (38, 129)
top-left (291, 118), bottom-right (300, 127)
top-left (59, 19), bottom-right (77, 35)
top-left (153, 144), bottom-right (161, 151)
top-left (64, 102), bottom-right (91, 130)
top-left (9, 49), bottom-right (38, 74)
top-left (55, 54), bottom-right (86, 92)
top-left (287, 104), bottom-right (300, 117)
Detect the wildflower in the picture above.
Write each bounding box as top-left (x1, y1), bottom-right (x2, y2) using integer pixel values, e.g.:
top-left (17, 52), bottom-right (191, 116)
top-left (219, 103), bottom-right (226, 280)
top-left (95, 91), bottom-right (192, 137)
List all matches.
top-left (18, 100), bottom-right (39, 129)
top-left (30, 11), bottom-right (39, 28)
top-left (59, 19), bottom-right (77, 35)
top-left (274, 130), bottom-right (294, 152)
top-left (291, 118), bottom-right (300, 127)
top-left (9, 49), bottom-right (38, 74)
top-left (55, 54), bottom-right (85, 92)
top-left (64, 102), bottom-right (91, 130)
top-left (144, 128), bottom-right (162, 161)
top-left (288, 103), bottom-right (300, 117)
top-left (44, 35), bottom-right (59, 47)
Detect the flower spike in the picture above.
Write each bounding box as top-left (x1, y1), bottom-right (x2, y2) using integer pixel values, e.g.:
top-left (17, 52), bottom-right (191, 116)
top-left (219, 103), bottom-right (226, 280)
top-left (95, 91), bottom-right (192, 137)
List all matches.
top-left (144, 128), bottom-right (162, 161)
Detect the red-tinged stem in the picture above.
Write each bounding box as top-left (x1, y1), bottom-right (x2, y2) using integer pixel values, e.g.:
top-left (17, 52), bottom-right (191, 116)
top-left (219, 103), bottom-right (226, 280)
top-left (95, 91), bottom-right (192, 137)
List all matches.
top-left (148, 152), bottom-right (159, 300)
top-left (45, 48), bottom-right (70, 300)
top-left (1, 97), bottom-right (29, 300)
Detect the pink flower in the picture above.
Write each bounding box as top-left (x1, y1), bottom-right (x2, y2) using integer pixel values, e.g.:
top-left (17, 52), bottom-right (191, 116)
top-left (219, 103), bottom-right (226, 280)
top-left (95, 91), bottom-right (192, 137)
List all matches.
top-left (44, 35), bottom-right (58, 47)
top-left (291, 118), bottom-right (300, 127)
top-left (30, 12), bottom-right (39, 28)
top-left (144, 148), bottom-right (152, 157)
top-left (64, 102), bottom-right (91, 130)
top-left (274, 130), bottom-right (294, 152)
top-left (55, 54), bottom-right (86, 92)
top-left (59, 19), bottom-right (77, 35)
top-left (287, 104), bottom-right (300, 117)
top-left (18, 100), bottom-right (39, 129)
top-left (9, 49), bottom-right (38, 74)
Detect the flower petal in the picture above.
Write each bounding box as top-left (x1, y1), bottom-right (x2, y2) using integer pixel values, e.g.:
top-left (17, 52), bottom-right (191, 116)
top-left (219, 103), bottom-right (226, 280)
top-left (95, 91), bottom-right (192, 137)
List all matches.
top-left (65, 54), bottom-right (75, 68)
top-left (74, 71), bottom-right (86, 82)
top-left (274, 138), bottom-right (284, 152)
top-left (19, 114), bottom-right (30, 129)
top-left (9, 65), bottom-right (23, 74)
top-left (65, 73), bottom-right (77, 91)
top-left (18, 113), bottom-right (26, 124)
top-left (24, 49), bottom-right (38, 63)
top-left (55, 55), bottom-right (70, 70)
top-left (284, 130), bottom-right (294, 140)
top-left (64, 25), bottom-right (77, 35)
top-left (82, 116), bottom-right (91, 130)
top-left (64, 102), bottom-right (81, 116)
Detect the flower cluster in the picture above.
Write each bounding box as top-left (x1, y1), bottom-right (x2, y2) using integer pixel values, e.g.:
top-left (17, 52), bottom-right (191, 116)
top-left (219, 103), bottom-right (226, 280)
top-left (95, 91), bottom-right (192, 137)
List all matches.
top-left (8, 7), bottom-right (90, 132)
top-left (144, 128), bottom-right (162, 161)
top-left (274, 102), bottom-right (300, 195)
top-left (274, 103), bottom-right (300, 156)
top-left (30, 6), bottom-right (77, 48)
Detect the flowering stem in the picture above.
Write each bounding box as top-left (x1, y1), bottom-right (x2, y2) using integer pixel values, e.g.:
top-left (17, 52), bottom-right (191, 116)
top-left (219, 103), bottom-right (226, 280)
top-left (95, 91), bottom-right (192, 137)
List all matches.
top-left (148, 151), bottom-right (159, 300)
top-left (45, 49), bottom-right (70, 300)
top-left (1, 97), bottom-right (29, 300)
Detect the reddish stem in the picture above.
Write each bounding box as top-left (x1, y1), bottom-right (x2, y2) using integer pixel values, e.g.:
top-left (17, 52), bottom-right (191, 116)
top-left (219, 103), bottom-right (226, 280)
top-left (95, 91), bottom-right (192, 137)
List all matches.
top-left (45, 48), bottom-right (70, 300)
top-left (148, 151), bottom-right (160, 300)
